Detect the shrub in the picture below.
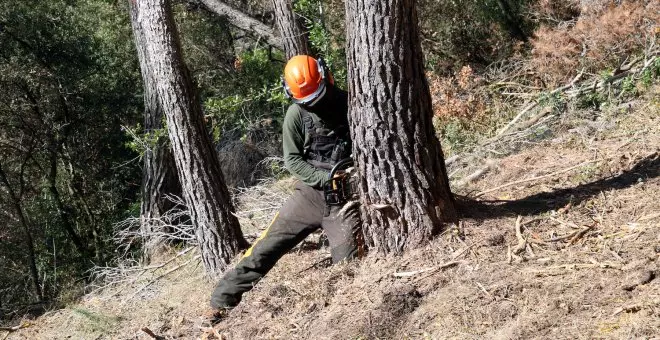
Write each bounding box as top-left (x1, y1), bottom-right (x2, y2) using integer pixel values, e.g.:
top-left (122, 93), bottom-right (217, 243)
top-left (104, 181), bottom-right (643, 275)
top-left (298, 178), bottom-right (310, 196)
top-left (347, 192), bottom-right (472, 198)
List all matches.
top-left (530, 0), bottom-right (659, 86)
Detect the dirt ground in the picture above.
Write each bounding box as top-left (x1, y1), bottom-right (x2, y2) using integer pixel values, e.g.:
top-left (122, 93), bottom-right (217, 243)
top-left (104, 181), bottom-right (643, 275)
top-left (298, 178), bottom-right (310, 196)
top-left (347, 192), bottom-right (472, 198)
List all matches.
top-left (7, 88), bottom-right (659, 339)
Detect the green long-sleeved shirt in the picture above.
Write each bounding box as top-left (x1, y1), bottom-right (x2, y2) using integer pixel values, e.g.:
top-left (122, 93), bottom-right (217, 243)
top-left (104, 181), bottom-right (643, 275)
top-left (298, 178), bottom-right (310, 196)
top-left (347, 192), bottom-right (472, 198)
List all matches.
top-left (282, 89), bottom-right (349, 189)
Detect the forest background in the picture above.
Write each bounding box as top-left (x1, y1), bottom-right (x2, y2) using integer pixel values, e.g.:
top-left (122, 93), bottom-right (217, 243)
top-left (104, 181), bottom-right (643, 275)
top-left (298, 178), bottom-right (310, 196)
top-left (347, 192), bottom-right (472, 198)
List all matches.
top-left (0, 0), bottom-right (658, 323)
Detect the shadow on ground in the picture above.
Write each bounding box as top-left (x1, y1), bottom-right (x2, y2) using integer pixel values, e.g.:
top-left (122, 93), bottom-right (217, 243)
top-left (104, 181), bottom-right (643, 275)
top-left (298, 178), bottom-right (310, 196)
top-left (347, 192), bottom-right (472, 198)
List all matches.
top-left (458, 152), bottom-right (659, 219)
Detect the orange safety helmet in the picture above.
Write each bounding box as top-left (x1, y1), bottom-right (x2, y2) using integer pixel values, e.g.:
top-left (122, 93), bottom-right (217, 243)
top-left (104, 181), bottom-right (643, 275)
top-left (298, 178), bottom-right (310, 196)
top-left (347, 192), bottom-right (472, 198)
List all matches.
top-left (282, 55), bottom-right (334, 105)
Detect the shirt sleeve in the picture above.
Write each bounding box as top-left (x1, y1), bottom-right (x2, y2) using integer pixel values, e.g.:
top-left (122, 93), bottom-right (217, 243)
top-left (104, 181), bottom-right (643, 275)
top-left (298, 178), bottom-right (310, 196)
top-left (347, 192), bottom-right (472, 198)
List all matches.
top-left (282, 105), bottom-right (330, 188)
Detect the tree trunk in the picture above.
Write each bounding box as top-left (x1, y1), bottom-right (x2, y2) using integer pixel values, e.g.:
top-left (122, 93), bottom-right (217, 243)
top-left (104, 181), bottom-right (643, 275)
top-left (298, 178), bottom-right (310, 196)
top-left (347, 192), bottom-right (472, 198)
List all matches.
top-left (0, 164), bottom-right (43, 301)
top-left (272, 0), bottom-right (309, 59)
top-left (198, 0), bottom-right (282, 49)
top-left (134, 0), bottom-right (248, 274)
top-left (129, 0), bottom-right (183, 261)
top-left (346, 0), bottom-right (458, 253)
top-left (47, 141), bottom-right (92, 262)
top-left (22, 84), bottom-right (93, 263)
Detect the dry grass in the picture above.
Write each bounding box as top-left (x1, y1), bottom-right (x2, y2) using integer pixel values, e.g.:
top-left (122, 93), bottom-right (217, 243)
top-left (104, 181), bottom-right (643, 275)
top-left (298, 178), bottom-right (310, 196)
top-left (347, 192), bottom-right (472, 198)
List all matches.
top-left (8, 84), bottom-right (658, 340)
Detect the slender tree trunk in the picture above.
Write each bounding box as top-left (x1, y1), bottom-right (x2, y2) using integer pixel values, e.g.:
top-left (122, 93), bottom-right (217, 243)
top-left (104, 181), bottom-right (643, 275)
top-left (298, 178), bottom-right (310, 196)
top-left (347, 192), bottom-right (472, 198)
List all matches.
top-left (198, 0), bottom-right (282, 49)
top-left (129, 0), bottom-right (183, 261)
top-left (22, 85), bottom-right (93, 262)
top-left (272, 0), bottom-right (309, 59)
top-left (134, 0), bottom-right (248, 274)
top-left (0, 164), bottom-right (43, 301)
top-left (47, 141), bottom-right (92, 262)
top-left (346, 0), bottom-right (458, 253)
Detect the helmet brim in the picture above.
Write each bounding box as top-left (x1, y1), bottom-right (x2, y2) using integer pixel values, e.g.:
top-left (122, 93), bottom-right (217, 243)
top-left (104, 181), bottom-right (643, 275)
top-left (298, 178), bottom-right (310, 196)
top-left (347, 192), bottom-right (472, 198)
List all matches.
top-left (292, 81), bottom-right (327, 106)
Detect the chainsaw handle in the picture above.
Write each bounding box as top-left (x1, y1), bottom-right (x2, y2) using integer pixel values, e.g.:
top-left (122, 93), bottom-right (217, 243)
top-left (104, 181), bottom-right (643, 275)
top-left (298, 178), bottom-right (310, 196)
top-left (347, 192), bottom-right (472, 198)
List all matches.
top-left (328, 158), bottom-right (354, 180)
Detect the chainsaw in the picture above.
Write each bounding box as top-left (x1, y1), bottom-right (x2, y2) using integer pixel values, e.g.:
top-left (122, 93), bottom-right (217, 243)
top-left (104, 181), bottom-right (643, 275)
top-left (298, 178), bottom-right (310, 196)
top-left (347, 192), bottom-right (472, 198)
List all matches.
top-left (323, 157), bottom-right (357, 206)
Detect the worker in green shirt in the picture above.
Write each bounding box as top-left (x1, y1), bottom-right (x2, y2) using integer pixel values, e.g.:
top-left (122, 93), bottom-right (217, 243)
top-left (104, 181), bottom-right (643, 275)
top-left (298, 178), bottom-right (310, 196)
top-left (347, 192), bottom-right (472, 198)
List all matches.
top-left (208, 55), bottom-right (362, 318)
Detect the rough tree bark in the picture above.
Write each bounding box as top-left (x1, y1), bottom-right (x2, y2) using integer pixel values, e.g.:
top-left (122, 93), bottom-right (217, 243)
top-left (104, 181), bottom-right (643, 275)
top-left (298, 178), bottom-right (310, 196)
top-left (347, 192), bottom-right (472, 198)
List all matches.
top-left (346, 0), bottom-right (458, 253)
top-left (198, 0), bottom-right (282, 48)
top-left (129, 0), bottom-right (183, 261)
top-left (272, 0), bottom-right (309, 59)
top-left (134, 0), bottom-right (248, 274)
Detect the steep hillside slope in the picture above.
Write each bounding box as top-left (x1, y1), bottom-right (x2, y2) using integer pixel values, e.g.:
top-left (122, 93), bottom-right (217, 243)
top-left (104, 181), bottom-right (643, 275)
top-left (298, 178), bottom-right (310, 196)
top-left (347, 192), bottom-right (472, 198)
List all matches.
top-left (7, 85), bottom-right (658, 339)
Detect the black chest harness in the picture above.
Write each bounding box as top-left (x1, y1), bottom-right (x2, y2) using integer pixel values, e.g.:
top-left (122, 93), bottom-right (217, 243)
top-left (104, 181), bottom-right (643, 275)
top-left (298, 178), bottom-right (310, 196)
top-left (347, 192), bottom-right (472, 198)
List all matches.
top-left (300, 109), bottom-right (352, 170)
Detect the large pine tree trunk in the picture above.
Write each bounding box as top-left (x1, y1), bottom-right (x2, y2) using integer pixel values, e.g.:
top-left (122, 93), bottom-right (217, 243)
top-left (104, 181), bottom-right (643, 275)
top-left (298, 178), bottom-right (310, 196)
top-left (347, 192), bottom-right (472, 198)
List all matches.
top-left (129, 0), bottom-right (183, 260)
top-left (272, 0), bottom-right (309, 59)
top-left (134, 0), bottom-right (248, 274)
top-left (346, 0), bottom-right (458, 253)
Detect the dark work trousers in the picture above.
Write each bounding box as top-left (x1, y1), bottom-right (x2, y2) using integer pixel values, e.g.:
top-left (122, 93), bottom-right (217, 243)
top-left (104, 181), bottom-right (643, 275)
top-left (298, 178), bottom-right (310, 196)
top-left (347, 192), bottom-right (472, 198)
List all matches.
top-left (210, 181), bottom-right (362, 309)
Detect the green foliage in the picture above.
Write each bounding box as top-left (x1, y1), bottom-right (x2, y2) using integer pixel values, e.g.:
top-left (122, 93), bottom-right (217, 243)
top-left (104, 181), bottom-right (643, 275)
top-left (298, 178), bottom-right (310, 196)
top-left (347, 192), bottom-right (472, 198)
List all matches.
top-left (0, 0), bottom-right (142, 310)
top-left (204, 48), bottom-right (288, 141)
top-left (640, 57), bottom-right (660, 88)
top-left (293, 0), bottom-right (348, 88)
top-left (123, 124), bottom-right (169, 156)
top-left (419, 0), bottom-right (534, 73)
top-left (539, 91), bottom-right (566, 113)
top-left (434, 117), bottom-right (480, 155)
top-left (576, 91), bottom-right (607, 110)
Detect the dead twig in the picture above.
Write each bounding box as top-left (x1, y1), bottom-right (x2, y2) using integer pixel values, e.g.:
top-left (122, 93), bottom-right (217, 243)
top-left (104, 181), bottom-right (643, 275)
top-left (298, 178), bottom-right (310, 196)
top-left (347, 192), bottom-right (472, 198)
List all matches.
top-left (475, 282), bottom-right (492, 298)
top-left (476, 159), bottom-right (603, 197)
top-left (548, 216), bottom-right (580, 229)
top-left (393, 260), bottom-right (463, 278)
top-left (568, 224), bottom-right (595, 245)
top-left (298, 256), bottom-right (332, 274)
top-left (512, 216), bottom-right (526, 255)
top-left (544, 222), bottom-right (594, 244)
top-left (141, 327), bottom-right (165, 340)
top-left (0, 323), bottom-right (29, 332)
top-left (612, 305), bottom-right (643, 316)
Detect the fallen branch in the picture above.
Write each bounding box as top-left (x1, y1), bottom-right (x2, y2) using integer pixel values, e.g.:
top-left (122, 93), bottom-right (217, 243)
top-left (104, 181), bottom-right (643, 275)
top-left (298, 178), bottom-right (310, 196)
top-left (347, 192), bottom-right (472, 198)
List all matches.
top-left (494, 71), bottom-right (583, 137)
top-left (612, 299), bottom-right (659, 316)
top-left (475, 159), bottom-right (602, 197)
top-left (90, 246), bottom-right (195, 297)
top-left (0, 323), bottom-right (29, 332)
top-left (454, 165), bottom-right (491, 187)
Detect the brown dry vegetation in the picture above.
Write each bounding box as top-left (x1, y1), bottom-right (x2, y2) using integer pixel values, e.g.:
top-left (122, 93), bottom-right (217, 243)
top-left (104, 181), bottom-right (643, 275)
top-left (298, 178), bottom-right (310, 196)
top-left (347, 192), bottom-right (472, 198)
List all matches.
top-left (429, 0), bottom-right (658, 157)
top-left (531, 0), bottom-right (659, 86)
top-left (7, 81), bottom-right (658, 339)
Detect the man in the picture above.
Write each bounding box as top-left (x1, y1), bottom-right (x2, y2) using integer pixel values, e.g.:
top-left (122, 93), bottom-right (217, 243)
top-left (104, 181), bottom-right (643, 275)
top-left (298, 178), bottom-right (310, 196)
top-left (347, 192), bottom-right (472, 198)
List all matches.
top-left (209, 55), bottom-right (362, 315)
